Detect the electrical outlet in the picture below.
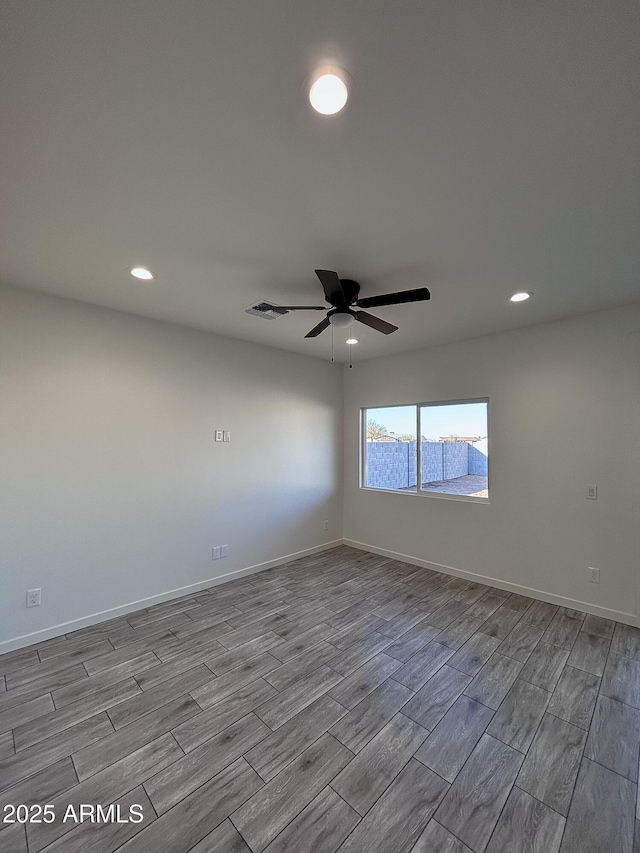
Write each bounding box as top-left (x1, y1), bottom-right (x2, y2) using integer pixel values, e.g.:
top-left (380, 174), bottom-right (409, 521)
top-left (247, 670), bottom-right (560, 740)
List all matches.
top-left (220, 544), bottom-right (229, 558)
top-left (324, 520), bottom-right (329, 531)
top-left (212, 546), bottom-right (221, 560)
top-left (589, 567), bottom-right (600, 583)
top-left (586, 485), bottom-right (598, 500)
top-left (27, 588), bottom-right (41, 607)
top-left (223, 430), bottom-right (231, 442)
top-left (215, 430), bottom-right (223, 442)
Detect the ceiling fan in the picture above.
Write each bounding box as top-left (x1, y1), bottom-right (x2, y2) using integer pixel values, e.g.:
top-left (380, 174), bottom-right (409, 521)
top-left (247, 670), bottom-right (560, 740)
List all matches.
top-left (275, 269), bottom-right (431, 338)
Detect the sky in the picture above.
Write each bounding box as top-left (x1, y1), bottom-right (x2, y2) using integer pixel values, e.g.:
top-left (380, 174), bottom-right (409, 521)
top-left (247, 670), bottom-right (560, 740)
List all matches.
top-left (367, 402), bottom-right (488, 456)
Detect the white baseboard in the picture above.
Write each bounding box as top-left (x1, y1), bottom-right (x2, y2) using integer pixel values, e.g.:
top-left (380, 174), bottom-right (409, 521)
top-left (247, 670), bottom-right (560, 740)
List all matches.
top-left (344, 538), bottom-right (639, 628)
top-left (0, 540), bottom-right (344, 654)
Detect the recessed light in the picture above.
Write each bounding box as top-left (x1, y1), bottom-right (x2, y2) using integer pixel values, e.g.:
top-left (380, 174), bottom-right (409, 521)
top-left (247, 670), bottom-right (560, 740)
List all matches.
top-left (130, 267), bottom-right (154, 280)
top-left (309, 69), bottom-right (348, 115)
top-left (509, 291), bottom-right (532, 302)
top-left (345, 338), bottom-right (358, 345)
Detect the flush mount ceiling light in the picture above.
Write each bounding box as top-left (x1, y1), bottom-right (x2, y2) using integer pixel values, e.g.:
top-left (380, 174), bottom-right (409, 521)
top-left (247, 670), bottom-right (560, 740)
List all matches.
top-left (509, 291), bottom-right (532, 302)
top-left (328, 311), bottom-right (355, 329)
top-left (130, 266), bottom-right (154, 280)
top-left (345, 338), bottom-right (358, 345)
top-left (309, 68), bottom-right (348, 115)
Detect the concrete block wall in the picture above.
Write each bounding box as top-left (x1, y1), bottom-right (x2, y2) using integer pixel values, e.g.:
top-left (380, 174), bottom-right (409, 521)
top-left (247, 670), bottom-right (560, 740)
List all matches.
top-left (468, 444), bottom-right (489, 475)
top-left (366, 441), bottom-right (487, 488)
top-left (365, 441), bottom-right (416, 489)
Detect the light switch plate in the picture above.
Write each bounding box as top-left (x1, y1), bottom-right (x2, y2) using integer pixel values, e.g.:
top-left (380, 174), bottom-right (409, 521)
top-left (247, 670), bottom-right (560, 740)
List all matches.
top-left (586, 485), bottom-right (598, 500)
top-left (215, 430), bottom-right (224, 442)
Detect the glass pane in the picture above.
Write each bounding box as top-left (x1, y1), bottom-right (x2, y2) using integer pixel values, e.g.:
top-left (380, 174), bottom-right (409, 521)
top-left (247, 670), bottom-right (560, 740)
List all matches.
top-left (420, 402), bottom-right (488, 498)
top-left (364, 406), bottom-right (417, 491)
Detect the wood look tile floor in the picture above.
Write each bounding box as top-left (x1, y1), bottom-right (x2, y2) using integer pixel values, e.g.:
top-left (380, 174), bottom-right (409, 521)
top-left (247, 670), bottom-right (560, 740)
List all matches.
top-left (1, 546), bottom-right (638, 852)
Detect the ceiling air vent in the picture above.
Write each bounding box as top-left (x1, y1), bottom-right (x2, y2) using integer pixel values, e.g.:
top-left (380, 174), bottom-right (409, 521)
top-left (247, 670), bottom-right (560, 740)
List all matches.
top-left (245, 301), bottom-right (289, 320)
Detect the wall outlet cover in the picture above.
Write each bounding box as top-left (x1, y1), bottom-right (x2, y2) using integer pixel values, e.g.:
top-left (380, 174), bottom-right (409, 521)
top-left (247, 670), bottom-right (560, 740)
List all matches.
top-left (215, 430), bottom-right (224, 442)
top-left (27, 588), bottom-right (41, 607)
top-left (212, 546), bottom-right (221, 560)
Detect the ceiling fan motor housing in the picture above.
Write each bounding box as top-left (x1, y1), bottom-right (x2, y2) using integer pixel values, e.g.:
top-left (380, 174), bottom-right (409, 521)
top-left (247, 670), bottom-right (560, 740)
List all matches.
top-left (336, 279), bottom-right (360, 305)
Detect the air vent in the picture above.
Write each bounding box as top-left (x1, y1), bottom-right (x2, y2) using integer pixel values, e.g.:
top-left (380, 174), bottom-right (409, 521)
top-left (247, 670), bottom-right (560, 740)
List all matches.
top-left (245, 301), bottom-right (289, 320)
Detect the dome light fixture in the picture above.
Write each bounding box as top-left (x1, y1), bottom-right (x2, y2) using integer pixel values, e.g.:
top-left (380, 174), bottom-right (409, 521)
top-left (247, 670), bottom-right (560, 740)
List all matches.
top-left (345, 338), bottom-right (358, 345)
top-left (509, 291), bottom-right (532, 302)
top-left (329, 311), bottom-right (355, 329)
top-left (309, 67), bottom-right (348, 115)
top-left (130, 266), bottom-right (154, 280)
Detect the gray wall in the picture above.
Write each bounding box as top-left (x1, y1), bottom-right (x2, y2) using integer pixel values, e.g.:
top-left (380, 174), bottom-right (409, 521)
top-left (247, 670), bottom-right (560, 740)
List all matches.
top-left (344, 303), bottom-right (640, 626)
top-left (0, 285), bottom-right (344, 650)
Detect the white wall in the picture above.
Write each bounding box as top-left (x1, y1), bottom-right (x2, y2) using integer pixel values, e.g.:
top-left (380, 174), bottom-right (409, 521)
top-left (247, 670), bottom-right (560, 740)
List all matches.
top-left (344, 304), bottom-right (640, 626)
top-left (0, 285), bottom-right (343, 650)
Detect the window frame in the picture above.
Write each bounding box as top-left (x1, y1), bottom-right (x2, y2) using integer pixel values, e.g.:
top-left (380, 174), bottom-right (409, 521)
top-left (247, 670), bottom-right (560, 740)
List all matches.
top-left (360, 398), bottom-right (490, 504)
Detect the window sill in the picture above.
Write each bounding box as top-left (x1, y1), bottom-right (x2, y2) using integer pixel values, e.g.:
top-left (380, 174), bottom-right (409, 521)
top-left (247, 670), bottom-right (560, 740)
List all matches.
top-left (360, 486), bottom-right (490, 505)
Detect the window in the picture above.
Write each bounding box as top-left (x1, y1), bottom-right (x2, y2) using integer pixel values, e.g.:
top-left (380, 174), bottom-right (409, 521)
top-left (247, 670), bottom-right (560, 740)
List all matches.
top-left (362, 400), bottom-right (489, 500)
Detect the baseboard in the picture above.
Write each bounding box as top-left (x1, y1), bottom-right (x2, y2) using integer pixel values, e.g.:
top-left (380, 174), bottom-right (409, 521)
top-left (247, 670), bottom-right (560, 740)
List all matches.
top-left (0, 540), bottom-right (344, 654)
top-left (344, 538), bottom-right (639, 628)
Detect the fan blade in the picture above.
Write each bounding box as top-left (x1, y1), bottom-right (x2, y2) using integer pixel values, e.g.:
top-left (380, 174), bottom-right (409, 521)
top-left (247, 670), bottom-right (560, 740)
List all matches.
top-left (315, 269), bottom-right (346, 306)
top-left (304, 316), bottom-right (331, 338)
top-left (277, 305), bottom-right (326, 311)
top-left (356, 287), bottom-right (431, 309)
top-left (356, 311), bottom-right (398, 334)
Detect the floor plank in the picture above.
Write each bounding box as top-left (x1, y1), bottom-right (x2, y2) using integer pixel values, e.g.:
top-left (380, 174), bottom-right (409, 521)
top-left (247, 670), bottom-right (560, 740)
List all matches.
top-left (519, 641), bottom-right (569, 692)
top-left (393, 642), bottom-right (455, 691)
top-left (331, 712), bottom-right (429, 816)
top-left (119, 757), bottom-right (263, 853)
top-left (566, 632), bottom-right (609, 677)
top-left (172, 678), bottom-right (278, 752)
top-left (402, 665), bottom-right (471, 731)
top-left (26, 734), bottom-right (183, 852)
top-left (448, 632), bottom-right (501, 677)
top-left (560, 758), bottom-right (635, 853)
top-left (487, 678), bottom-right (551, 752)
top-left (254, 665), bottom-right (343, 730)
top-left (497, 621), bottom-right (545, 663)
top-left (337, 758), bottom-right (449, 853)
top-left (329, 678), bottom-right (414, 754)
top-left (464, 652), bottom-right (523, 710)
top-left (415, 695), bottom-right (494, 783)
top-left (516, 713), bottom-right (587, 816)
top-left (262, 786), bottom-right (359, 853)
top-left (328, 653), bottom-right (401, 710)
top-left (244, 694), bottom-right (347, 781)
top-left (485, 785), bottom-right (565, 853)
top-left (410, 820), bottom-right (474, 852)
top-left (585, 694), bottom-right (640, 781)
top-left (546, 665), bottom-right (599, 729)
top-left (145, 712), bottom-right (270, 814)
top-left (435, 733), bottom-right (524, 852)
top-left (72, 694), bottom-right (199, 780)
top-left (601, 652), bottom-right (640, 709)
top-left (188, 820), bottom-right (251, 853)
top-left (230, 734), bottom-right (352, 853)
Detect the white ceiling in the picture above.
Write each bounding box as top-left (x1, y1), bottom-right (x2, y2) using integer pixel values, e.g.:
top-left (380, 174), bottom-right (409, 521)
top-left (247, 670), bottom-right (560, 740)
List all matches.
top-left (1, 1), bottom-right (639, 362)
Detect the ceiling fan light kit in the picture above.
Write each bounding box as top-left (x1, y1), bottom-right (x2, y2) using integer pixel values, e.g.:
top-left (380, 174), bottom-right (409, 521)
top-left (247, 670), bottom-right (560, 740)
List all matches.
top-left (329, 312), bottom-right (355, 329)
